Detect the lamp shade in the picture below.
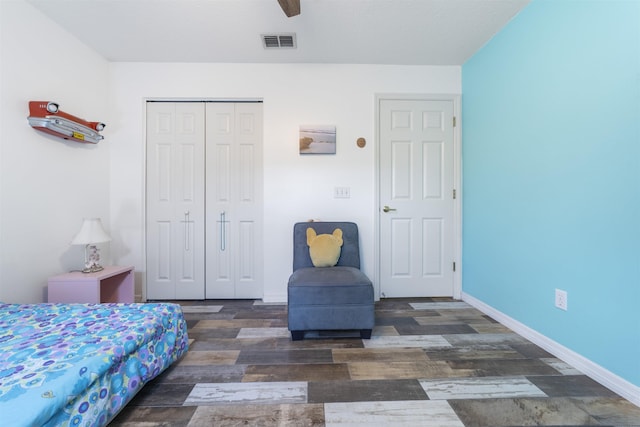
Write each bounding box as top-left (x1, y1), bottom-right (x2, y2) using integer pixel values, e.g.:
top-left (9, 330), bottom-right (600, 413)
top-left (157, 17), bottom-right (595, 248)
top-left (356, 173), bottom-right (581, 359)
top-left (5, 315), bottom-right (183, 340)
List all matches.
top-left (71, 218), bottom-right (111, 245)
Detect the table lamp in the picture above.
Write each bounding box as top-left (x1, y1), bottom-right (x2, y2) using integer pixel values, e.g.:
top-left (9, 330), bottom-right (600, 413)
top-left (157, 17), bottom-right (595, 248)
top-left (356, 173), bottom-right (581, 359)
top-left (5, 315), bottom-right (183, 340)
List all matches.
top-left (71, 218), bottom-right (111, 273)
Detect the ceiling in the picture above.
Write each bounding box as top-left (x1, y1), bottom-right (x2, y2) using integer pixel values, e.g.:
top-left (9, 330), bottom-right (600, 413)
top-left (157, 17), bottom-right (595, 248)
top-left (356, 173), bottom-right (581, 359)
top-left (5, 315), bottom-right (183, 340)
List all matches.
top-left (27, 0), bottom-right (530, 66)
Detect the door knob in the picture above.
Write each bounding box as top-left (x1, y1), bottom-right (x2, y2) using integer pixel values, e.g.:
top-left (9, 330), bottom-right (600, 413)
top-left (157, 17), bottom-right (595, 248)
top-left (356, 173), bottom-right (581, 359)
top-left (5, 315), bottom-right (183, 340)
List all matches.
top-left (383, 205), bottom-right (397, 213)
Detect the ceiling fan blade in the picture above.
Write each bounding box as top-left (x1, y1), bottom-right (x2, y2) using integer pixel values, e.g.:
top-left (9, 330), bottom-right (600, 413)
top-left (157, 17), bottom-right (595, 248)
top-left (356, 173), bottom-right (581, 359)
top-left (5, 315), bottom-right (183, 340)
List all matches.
top-left (277, 0), bottom-right (300, 17)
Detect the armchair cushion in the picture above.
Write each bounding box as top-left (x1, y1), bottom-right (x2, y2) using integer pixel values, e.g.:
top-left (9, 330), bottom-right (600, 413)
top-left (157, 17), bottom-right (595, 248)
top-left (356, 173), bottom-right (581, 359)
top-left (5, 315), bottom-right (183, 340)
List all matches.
top-left (293, 222), bottom-right (361, 271)
top-left (288, 266), bottom-right (373, 305)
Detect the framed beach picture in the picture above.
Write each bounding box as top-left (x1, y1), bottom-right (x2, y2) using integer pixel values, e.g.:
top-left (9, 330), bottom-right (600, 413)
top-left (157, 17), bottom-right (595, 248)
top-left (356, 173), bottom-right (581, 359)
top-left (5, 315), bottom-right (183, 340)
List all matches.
top-left (299, 125), bottom-right (336, 154)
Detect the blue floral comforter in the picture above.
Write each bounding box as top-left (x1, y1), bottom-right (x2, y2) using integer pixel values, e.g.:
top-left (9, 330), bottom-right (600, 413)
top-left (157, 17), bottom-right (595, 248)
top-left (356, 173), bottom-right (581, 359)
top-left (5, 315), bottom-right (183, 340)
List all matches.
top-left (0, 303), bottom-right (188, 427)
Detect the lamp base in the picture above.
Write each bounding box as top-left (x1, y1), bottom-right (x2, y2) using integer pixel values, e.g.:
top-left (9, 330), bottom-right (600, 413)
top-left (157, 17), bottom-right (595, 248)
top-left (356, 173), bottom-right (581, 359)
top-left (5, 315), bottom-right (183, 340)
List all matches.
top-left (82, 244), bottom-right (103, 273)
top-left (81, 265), bottom-right (104, 274)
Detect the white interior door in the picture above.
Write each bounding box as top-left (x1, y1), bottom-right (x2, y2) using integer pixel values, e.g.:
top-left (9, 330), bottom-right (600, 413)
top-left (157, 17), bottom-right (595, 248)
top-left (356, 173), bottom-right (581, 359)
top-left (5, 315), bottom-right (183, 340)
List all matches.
top-left (146, 102), bottom-right (205, 299)
top-left (206, 102), bottom-right (263, 299)
top-left (379, 98), bottom-right (455, 297)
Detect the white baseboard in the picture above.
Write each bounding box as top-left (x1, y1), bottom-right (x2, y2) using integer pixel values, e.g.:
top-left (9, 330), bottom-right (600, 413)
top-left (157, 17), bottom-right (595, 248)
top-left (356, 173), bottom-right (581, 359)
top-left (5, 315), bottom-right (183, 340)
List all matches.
top-left (262, 292), bottom-right (287, 304)
top-left (462, 292), bottom-right (640, 407)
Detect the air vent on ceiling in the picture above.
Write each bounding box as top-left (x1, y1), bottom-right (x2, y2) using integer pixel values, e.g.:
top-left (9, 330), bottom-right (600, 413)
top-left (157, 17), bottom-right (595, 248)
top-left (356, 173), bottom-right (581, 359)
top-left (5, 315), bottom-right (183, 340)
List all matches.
top-left (261, 33), bottom-right (296, 49)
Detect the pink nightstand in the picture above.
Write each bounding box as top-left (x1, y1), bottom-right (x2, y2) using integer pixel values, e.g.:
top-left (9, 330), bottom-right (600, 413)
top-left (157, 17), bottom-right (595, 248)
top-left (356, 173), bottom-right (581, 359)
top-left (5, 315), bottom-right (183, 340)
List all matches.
top-left (48, 265), bottom-right (135, 303)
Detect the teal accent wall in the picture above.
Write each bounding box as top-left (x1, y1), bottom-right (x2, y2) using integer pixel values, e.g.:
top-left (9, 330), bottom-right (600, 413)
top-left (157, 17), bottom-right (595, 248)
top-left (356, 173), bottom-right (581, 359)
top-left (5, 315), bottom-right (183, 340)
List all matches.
top-left (462, 0), bottom-right (640, 386)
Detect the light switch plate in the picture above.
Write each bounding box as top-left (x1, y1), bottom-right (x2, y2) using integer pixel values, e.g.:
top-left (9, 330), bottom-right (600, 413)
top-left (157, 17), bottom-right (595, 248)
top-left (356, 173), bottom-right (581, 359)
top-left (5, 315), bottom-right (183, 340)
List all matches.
top-left (334, 187), bottom-right (351, 198)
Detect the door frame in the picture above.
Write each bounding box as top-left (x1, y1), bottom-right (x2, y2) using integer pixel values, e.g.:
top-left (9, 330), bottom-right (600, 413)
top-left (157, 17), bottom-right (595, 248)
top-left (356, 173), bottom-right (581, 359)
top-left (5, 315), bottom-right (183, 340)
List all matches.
top-left (374, 94), bottom-right (462, 300)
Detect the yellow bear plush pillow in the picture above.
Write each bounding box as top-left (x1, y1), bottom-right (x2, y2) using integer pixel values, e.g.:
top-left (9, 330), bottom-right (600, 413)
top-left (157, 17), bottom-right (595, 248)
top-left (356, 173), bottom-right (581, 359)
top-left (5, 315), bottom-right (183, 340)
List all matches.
top-left (306, 227), bottom-right (343, 267)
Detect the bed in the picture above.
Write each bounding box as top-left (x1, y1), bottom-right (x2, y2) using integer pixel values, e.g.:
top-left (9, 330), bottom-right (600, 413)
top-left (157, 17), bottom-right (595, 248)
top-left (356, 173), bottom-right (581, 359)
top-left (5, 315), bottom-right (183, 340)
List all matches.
top-left (0, 302), bottom-right (188, 427)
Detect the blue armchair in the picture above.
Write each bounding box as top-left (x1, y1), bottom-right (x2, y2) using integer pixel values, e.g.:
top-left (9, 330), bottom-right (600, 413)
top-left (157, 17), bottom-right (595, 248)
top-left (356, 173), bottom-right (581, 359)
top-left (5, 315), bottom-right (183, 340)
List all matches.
top-left (287, 222), bottom-right (374, 341)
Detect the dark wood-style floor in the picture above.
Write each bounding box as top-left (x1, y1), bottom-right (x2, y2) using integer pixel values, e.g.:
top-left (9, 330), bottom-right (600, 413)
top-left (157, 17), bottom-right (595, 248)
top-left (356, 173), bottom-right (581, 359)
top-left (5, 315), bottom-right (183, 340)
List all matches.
top-left (111, 298), bottom-right (640, 426)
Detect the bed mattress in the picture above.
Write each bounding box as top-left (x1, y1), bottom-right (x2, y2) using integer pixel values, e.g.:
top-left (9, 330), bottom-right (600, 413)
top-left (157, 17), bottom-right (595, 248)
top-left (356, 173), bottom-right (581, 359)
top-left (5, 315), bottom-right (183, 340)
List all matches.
top-left (0, 302), bottom-right (188, 426)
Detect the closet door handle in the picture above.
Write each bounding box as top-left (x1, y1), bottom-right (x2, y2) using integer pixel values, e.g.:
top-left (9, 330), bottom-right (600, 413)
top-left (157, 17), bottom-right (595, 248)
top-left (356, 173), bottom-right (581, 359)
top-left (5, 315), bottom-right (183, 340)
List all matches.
top-left (220, 211), bottom-right (227, 251)
top-left (184, 211), bottom-right (190, 251)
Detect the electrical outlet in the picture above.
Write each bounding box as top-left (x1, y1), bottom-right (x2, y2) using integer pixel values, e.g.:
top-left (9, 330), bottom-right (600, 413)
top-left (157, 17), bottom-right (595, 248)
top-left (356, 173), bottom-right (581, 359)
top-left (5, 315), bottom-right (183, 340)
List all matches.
top-left (555, 289), bottom-right (568, 311)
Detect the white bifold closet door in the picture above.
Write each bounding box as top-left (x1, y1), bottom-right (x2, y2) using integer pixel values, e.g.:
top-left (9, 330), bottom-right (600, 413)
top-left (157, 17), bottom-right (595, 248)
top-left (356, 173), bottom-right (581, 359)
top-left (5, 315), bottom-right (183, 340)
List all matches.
top-left (146, 101), bottom-right (263, 300)
top-left (146, 102), bottom-right (206, 299)
top-left (205, 102), bottom-right (263, 299)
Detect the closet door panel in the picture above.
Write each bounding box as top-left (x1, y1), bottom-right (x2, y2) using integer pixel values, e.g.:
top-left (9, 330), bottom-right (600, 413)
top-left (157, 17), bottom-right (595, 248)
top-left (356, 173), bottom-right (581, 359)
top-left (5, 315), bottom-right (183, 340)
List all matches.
top-left (146, 102), bottom-right (205, 300)
top-left (206, 102), bottom-right (263, 299)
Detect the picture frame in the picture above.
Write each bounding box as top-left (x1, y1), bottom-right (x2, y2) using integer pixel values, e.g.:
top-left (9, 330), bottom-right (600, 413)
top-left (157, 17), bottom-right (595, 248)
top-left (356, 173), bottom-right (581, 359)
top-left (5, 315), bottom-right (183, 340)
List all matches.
top-left (299, 125), bottom-right (336, 154)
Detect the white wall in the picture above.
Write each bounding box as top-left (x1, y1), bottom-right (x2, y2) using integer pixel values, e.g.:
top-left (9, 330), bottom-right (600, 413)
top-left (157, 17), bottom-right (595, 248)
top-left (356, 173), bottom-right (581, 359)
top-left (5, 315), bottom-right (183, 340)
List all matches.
top-left (0, 1), bottom-right (110, 302)
top-left (109, 63), bottom-right (461, 301)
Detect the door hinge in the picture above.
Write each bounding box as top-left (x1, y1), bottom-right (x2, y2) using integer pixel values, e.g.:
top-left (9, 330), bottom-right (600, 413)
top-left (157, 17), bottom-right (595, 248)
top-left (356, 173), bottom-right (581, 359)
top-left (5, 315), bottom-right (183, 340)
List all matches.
top-left (453, 116), bottom-right (456, 127)
top-left (453, 262), bottom-right (456, 272)
top-left (453, 189), bottom-right (457, 199)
